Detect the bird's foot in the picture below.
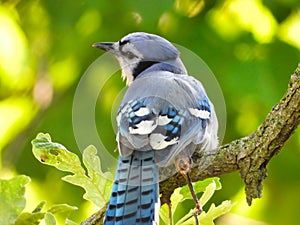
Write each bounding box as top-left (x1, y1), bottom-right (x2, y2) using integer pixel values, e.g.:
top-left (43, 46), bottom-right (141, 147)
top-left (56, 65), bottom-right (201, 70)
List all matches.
top-left (176, 157), bottom-right (203, 224)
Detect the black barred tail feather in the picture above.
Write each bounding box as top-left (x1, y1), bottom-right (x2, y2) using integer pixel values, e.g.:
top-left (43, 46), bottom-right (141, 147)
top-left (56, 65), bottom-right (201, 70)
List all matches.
top-left (104, 150), bottom-right (159, 225)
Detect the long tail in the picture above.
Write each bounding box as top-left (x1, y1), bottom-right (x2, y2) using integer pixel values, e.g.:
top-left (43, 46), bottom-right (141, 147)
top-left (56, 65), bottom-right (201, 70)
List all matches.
top-left (104, 150), bottom-right (159, 225)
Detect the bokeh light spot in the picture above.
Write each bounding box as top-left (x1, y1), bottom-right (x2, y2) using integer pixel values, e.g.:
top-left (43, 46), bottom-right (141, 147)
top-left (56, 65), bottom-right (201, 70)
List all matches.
top-left (76, 9), bottom-right (101, 36)
top-left (174, 0), bottom-right (205, 18)
top-left (0, 6), bottom-right (28, 82)
top-left (278, 10), bottom-right (300, 50)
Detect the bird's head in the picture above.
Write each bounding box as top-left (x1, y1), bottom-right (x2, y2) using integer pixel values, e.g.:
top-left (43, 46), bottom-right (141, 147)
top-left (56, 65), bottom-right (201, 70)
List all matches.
top-left (93, 32), bottom-right (185, 85)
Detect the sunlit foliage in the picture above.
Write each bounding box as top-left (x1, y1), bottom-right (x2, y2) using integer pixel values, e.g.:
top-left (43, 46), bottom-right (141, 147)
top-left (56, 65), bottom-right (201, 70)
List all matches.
top-left (0, 0), bottom-right (299, 224)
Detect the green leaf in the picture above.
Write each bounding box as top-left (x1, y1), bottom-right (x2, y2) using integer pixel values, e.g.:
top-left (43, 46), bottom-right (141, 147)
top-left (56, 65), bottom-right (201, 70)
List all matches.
top-left (160, 177), bottom-right (232, 225)
top-left (170, 186), bottom-right (185, 209)
top-left (32, 201), bottom-right (46, 213)
top-left (44, 212), bottom-right (56, 225)
top-left (0, 175), bottom-right (31, 225)
top-left (65, 219), bottom-right (80, 225)
top-left (159, 203), bottom-right (170, 225)
top-left (179, 177), bottom-right (221, 201)
top-left (159, 185), bottom-right (188, 225)
top-left (48, 204), bottom-right (78, 214)
top-left (63, 145), bottom-right (114, 208)
top-left (199, 180), bottom-right (217, 206)
top-left (15, 203), bottom-right (77, 225)
top-left (31, 133), bottom-right (85, 174)
top-left (177, 200), bottom-right (232, 225)
top-left (175, 208), bottom-right (197, 225)
top-left (31, 133), bottom-right (114, 208)
top-left (15, 212), bottom-right (45, 225)
top-left (197, 200), bottom-right (233, 225)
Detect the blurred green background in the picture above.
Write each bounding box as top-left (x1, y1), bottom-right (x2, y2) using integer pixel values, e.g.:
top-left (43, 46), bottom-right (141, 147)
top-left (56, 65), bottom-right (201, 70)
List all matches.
top-left (1, 0), bottom-right (300, 224)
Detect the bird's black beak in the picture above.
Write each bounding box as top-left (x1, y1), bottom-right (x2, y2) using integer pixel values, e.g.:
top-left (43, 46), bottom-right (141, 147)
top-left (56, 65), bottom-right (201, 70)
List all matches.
top-left (92, 42), bottom-right (115, 52)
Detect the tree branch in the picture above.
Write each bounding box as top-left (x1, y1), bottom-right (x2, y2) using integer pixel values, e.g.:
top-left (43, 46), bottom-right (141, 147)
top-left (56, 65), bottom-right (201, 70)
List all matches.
top-left (81, 64), bottom-right (300, 224)
top-left (160, 64), bottom-right (300, 206)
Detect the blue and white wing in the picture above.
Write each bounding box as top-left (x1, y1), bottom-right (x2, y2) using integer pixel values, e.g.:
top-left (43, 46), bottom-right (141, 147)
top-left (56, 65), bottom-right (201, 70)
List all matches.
top-left (116, 71), bottom-right (218, 166)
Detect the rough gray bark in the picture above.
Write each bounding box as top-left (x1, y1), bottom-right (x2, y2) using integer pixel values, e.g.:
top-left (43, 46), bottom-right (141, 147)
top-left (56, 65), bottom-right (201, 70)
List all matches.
top-left (81, 64), bottom-right (300, 224)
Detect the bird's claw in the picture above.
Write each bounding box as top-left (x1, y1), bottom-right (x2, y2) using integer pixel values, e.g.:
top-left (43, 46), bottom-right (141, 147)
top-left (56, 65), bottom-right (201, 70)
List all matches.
top-left (176, 157), bottom-right (203, 224)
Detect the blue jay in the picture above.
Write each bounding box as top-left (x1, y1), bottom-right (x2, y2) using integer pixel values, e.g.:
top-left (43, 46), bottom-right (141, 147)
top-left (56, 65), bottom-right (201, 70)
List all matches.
top-left (93, 32), bottom-right (218, 225)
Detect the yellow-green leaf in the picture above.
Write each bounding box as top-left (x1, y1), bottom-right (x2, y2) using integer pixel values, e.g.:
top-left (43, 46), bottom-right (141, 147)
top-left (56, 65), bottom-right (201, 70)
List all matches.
top-left (31, 133), bottom-right (113, 208)
top-left (0, 175), bottom-right (30, 225)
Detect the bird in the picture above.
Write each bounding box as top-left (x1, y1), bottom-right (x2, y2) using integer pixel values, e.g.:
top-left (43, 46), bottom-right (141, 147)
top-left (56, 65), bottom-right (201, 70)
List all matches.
top-left (93, 32), bottom-right (218, 225)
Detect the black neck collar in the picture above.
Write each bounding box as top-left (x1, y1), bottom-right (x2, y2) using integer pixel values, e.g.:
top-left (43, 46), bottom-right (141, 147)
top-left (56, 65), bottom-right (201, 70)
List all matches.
top-left (132, 61), bottom-right (159, 79)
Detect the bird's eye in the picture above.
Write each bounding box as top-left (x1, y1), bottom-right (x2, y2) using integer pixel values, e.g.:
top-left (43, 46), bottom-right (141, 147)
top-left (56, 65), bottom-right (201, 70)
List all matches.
top-left (126, 51), bottom-right (136, 59)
